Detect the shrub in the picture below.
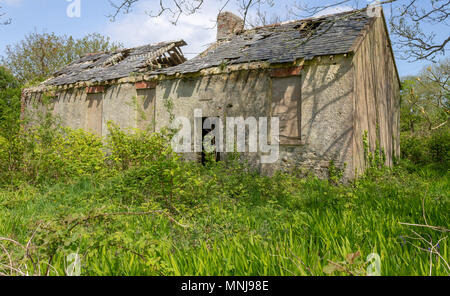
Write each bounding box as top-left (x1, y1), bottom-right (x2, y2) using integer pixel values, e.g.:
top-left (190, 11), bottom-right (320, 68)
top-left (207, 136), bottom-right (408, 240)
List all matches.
top-left (401, 134), bottom-right (431, 164)
top-left (401, 128), bottom-right (450, 167)
top-left (428, 129), bottom-right (450, 164)
top-left (105, 122), bottom-right (174, 171)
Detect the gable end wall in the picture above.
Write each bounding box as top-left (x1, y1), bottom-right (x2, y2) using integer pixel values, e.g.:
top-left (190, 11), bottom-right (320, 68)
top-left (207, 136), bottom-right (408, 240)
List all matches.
top-left (352, 16), bottom-right (401, 175)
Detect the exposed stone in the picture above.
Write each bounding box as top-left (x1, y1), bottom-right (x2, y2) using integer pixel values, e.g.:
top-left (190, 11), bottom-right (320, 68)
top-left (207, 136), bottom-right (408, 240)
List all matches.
top-left (217, 12), bottom-right (245, 41)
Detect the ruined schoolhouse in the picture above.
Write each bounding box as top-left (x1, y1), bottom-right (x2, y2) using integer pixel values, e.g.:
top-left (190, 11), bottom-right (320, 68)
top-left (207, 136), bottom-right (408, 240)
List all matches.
top-left (22, 8), bottom-right (401, 180)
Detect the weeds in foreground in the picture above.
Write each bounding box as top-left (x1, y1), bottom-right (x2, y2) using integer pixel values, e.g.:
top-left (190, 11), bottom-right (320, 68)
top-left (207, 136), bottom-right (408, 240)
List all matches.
top-left (0, 119), bottom-right (448, 276)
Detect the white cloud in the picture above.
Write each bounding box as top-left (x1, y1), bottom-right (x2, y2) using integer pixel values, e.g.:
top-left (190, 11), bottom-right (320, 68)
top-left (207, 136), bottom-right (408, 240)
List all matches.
top-left (313, 5), bottom-right (354, 18)
top-left (0, 0), bottom-right (22, 7)
top-left (102, 1), bottom-right (227, 59)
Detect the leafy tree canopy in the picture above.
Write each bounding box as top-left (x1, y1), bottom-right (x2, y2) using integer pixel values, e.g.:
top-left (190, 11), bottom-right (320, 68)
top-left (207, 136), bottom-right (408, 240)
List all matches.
top-left (1, 32), bottom-right (123, 84)
top-left (401, 58), bottom-right (449, 134)
top-left (0, 66), bottom-right (19, 90)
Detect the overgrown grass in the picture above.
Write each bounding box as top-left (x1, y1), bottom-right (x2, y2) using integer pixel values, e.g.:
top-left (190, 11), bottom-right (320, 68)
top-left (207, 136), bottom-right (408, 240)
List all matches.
top-left (0, 158), bottom-right (448, 276)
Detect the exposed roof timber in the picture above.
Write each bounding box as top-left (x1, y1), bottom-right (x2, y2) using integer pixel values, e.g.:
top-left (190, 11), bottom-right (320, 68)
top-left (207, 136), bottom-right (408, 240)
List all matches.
top-left (24, 55), bottom-right (355, 94)
top-left (36, 40), bottom-right (187, 86)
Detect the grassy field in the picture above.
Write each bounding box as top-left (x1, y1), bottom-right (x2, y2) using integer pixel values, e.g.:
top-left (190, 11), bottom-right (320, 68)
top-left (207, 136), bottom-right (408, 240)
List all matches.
top-left (0, 158), bottom-right (448, 276)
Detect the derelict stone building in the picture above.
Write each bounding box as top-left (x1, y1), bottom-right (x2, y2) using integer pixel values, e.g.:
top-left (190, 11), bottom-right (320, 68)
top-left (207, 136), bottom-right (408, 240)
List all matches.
top-left (23, 8), bottom-right (401, 180)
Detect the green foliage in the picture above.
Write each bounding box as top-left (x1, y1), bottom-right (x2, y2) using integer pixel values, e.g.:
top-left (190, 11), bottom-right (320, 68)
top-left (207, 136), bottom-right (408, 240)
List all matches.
top-left (0, 109), bottom-right (448, 276)
top-left (0, 159), bottom-right (448, 276)
top-left (0, 100), bottom-right (107, 186)
top-left (0, 77), bottom-right (448, 275)
top-left (105, 122), bottom-right (174, 171)
top-left (0, 66), bottom-right (21, 132)
top-left (1, 31), bottom-right (123, 84)
top-left (401, 128), bottom-right (450, 168)
top-left (399, 59), bottom-right (449, 169)
top-left (328, 160), bottom-right (346, 184)
top-left (428, 129), bottom-right (450, 164)
top-left (362, 130), bottom-right (387, 173)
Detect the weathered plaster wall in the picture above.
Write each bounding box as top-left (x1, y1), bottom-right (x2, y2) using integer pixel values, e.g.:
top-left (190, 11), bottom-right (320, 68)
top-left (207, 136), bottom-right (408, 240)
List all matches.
top-left (263, 55), bottom-right (355, 179)
top-left (154, 56), bottom-right (355, 179)
top-left (154, 70), bottom-right (271, 165)
top-left (352, 16), bottom-right (401, 175)
top-left (54, 88), bottom-right (88, 130)
top-left (136, 88), bottom-right (156, 131)
top-left (24, 83), bottom-right (151, 137)
top-left (102, 83), bottom-right (139, 133)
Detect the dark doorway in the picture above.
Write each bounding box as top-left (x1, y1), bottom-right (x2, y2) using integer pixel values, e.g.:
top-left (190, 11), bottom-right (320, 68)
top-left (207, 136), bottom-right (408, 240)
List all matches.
top-left (201, 117), bottom-right (221, 165)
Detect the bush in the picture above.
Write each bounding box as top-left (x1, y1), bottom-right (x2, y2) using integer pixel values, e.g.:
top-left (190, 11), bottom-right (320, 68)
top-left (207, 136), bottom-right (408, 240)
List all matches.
top-left (401, 128), bottom-right (450, 168)
top-left (401, 134), bottom-right (431, 164)
top-left (428, 129), bottom-right (450, 163)
top-left (105, 122), bottom-right (174, 171)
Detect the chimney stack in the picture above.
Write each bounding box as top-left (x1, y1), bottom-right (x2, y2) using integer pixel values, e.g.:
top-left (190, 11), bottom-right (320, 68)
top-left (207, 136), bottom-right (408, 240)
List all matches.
top-left (217, 12), bottom-right (244, 41)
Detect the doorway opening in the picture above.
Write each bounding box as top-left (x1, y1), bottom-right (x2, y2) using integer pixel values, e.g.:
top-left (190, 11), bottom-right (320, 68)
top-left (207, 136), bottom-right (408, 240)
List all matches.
top-left (201, 117), bottom-right (221, 165)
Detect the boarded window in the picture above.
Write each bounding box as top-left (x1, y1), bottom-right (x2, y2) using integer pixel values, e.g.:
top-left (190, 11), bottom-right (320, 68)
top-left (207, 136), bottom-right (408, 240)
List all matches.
top-left (271, 76), bottom-right (301, 145)
top-left (86, 93), bottom-right (103, 136)
top-left (136, 89), bottom-right (156, 131)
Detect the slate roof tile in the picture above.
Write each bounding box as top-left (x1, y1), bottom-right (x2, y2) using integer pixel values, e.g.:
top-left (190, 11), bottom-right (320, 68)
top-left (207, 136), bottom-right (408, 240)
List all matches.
top-left (41, 9), bottom-right (373, 86)
top-left (44, 40), bottom-right (187, 86)
top-left (158, 9), bottom-right (374, 75)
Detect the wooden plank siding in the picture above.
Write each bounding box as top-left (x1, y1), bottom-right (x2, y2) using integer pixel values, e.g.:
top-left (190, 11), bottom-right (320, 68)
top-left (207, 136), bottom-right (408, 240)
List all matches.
top-left (352, 15), bottom-right (401, 175)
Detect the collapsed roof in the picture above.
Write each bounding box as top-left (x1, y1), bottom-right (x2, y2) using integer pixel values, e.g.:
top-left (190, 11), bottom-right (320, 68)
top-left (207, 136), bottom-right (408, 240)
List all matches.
top-left (43, 40), bottom-right (187, 86)
top-left (41, 9), bottom-right (377, 87)
top-left (158, 9), bottom-right (375, 76)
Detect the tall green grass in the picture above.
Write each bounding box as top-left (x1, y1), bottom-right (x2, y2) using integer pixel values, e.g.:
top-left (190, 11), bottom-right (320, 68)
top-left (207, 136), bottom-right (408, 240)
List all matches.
top-left (0, 161), bottom-right (448, 276)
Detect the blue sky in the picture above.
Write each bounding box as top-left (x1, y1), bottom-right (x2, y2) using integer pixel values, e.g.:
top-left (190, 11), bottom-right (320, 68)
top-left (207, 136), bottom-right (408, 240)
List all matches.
top-left (0, 0), bottom-right (448, 77)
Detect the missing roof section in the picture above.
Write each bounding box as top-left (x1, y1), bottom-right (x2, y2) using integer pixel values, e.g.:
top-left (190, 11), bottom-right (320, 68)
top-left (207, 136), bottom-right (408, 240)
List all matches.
top-left (42, 40), bottom-right (187, 86)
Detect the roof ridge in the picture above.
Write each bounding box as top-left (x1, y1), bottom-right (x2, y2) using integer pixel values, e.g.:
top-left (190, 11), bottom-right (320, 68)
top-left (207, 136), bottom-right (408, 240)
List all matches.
top-left (242, 8), bottom-right (370, 32)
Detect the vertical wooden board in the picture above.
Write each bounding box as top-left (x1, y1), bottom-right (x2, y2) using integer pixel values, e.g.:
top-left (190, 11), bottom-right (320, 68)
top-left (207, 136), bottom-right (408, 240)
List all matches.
top-left (271, 76), bottom-right (301, 145)
top-left (86, 93), bottom-right (103, 136)
top-left (352, 16), bottom-right (401, 172)
top-left (277, 113), bottom-right (300, 141)
top-left (271, 78), bottom-right (301, 113)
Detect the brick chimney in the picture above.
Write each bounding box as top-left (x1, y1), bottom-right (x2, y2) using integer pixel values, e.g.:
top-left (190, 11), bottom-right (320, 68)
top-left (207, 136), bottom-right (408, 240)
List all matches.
top-left (217, 12), bottom-right (244, 41)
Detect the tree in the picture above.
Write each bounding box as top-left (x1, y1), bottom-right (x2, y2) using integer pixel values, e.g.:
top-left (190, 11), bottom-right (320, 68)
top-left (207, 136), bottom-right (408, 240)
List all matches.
top-left (107, 0), bottom-right (449, 62)
top-left (401, 58), bottom-right (449, 134)
top-left (388, 0), bottom-right (450, 61)
top-left (400, 58), bottom-right (449, 165)
top-left (0, 66), bottom-right (20, 127)
top-left (0, 5), bottom-right (11, 25)
top-left (1, 32), bottom-right (123, 84)
top-left (0, 66), bottom-right (21, 141)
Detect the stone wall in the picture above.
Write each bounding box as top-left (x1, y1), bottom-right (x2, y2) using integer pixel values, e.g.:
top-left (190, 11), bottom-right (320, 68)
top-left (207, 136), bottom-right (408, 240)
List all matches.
top-left (154, 55), bottom-right (355, 179)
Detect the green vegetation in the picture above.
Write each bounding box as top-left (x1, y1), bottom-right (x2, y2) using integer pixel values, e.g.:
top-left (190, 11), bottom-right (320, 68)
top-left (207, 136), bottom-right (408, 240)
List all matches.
top-left (0, 57), bottom-right (448, 277)
top-left (1, 32), bottom-right (123, 84)
top-left (0, 112), bottom-right (448, 275)
top-left (400, 59), bottom-right (449, 165)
